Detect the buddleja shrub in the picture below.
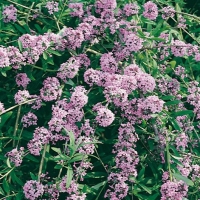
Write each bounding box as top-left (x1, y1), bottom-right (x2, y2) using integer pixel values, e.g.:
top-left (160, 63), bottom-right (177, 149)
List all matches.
top-left (0, 0), bottom-right (200, 199)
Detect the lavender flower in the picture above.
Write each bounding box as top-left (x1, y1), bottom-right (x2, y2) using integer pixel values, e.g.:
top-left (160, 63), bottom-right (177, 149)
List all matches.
top-left (2, 5), bottom-right (17, 23)
top-left (23, 180), bottom-right (44, 200)
top-left (45, 1), bottom-right (59, 15)
top-left (21, 112), bottom-right (38, 128)
top-left (0, 102), bottom-right (5, 114)
top-left (68, 3), bottom-right (84, 18)
top-left (95, 107), bottom-right (115, 127)
top-left (40, 77), bottom-right (61, 101)
top-left (6, 147), bottom-right (24, 167)
top-left (14, 90), bottom-right (31, 104)
top-left (16, 73), bottom-right (31, 88)
top-left (143, 1), bottom-right (158, 20)
top-left (57, 57), bottom-right (81, 82)
top-left (0, 47), bottom-right (10, 68)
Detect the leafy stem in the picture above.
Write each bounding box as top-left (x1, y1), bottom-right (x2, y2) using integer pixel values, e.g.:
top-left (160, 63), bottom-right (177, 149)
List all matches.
top-left (38, 144), bottom-right (48, 181)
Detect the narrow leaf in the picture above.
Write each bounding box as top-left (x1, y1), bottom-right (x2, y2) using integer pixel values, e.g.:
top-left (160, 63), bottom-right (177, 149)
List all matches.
top-left (66, 165), bottom-right (73, 188)
top-left (173, 173), bottom-right (194, 186)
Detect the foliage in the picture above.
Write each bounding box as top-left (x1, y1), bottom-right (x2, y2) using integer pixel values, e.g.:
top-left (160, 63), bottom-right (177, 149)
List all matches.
top-left (0, 0), bottom-right (200, 199)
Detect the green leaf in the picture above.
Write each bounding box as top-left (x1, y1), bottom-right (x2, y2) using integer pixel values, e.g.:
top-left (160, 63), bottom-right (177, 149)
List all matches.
top-left (6, 158), bottom-right (12, 168)
top-left (66, 165), bottom-right (73, 188)
top-left (161, 95), bottom-right (175, 100)
top-left (10, 171), bottom-right (23, 186)
top-left (173, 173), bottom-right (194, 186)
top-left (66, 79), bottom-right (75, 87)
top-left (30, 172), bottom-right (38, 180)
top-left (64, 129), bottom-right (75, 156)
top-left (3, 179), bottom-right (10, 193)
top-left (138, 183), bottom-right (152, 194)
top-left (53, 154), bottom-right (69, 161)
top-left (51, 147), bottom-right (61, 154)
top-left (171, 110), bottom-right (193, 117)
top-left (47, 49), bottom-right (62, 56)
top-left (170, 118), bottom-right (181, 131)
top-left (169, 60), bottom-right (176, 68)
top-left (16, 192), bottom-right (23, 200)
top-left (14, 24), bottom-right (26, 34)
top-left (0, 186), bottom-right (5, 195)
top-left (68, 153), bottom-right (84, 163)
top-left (18, 40), bottom-right (23, 51)
top-left (24, 67), bottom-right (35, 81)
top-left (43, 52), bottom-right (48, 60)
top-left (54, 164), bottom-right (63, 169)
top-left (25, 154), bottom-right (39, 163)
top-left (84, 172), bottom-right (107, 179)
top-left (0, 111), bottom-right (13, 128)
top-left (91, 181), bottom-right (107, 190)
top-left (138, 167), bottom-right (145, 180)
top-left (164, 100), bottom-right (181, 106)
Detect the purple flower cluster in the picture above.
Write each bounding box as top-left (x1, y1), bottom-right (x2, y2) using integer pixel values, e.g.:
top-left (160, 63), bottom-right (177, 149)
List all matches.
top-left (100, 53), bottom-right (118, 74)
top-left (57, 57), bottom-right (81, 82)
top-left (14, 90), bottom-right (31, 104)
top-left (2, 5), bottom-right (17, 23)
top-left (45, 1), bottom-right (59, 15)
top-left (2, 1), bottom-right (200, 199)
top-left (161, 177), bottom-right (188, 200)
top-left (40, 77), bottom-right (61, 102)
top-left (23, 180), bottom-right (44, 200)
top-left (59, 177), bottom-right (86, 198)
top-left (0, 47), bottom-right (10, 68)
top-left (0, 102), bottom-right (5, 114)
top-left (19, 34), bottom-right (50, 64)
top-left (123, 3), bottom-right (139, 16)
top-left (105, 123), bottom-right (139, 199)
top-left (68, 3), bottom-right (84, 18)
top-left (161, 6), bottom-right (175, 19)
top-left (143, 1), bottom-right (158, 20)
top-left (6, 147), bottom-right (24, 167)
top-left (93, 105), bottom-right (115, 127)
top-left (28, 127), bottom-right (52, 155)
top-left (16, 73), bottom-right (31, 88)
top-left (21, 112), bottom-right (38, 128)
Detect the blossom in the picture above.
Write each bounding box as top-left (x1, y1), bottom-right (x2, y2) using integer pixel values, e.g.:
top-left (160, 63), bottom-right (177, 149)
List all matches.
top-left (7, 46), bottom-right (25, 69)
top-left (68, 3), bottom-right (84, 18)
top-left (124, 32), bottom-right (143, 52)
top-left (70, 86), bottom-right (88, 108)
top-left (23, 180), bottom-right (44, 200)
top-left (14, 90), bottom-right (31, 104)
top-left (28, 127), bottom-right (52, 156)
top-left (45, 1), bottom-right (59, 15)
top-left (0, 47), bottom-right (10, 68)
top-left (0, 102), bottom-right (5, 114)
top-left (103, 86), bottom-right (128, 106)
top-left (143, 1), bottom-right (158, 20)
top-left (171, 40), bottom-right (187, 57)
top-left (2, 5), bottom-right (17, 23)
top-left (57, 57), bottom-right (81, 82)
top-left (175, 132), bottom-right (189, 150)
top-left (100, 53), bottom-right (118, 74)
top-left (161, 6), bottom-right (175, 19)
top-left (6, 147), bottom-right (24, 167)
top-left (21, 112), bottom-right (38, 128)
top-left (136, 73), bottom-right (156, 93)
top-left (95, 107), bottom-right (115, 127)
top-left (123, 3), bottom-right (139, 16)
top-left (16, 73), bottom-right (31, 88)
top-left (95, 0), bottom-right (117, 13)
top-left (161, 180), bottom-right (188, 200)
top-left (84, 68), bottom-right (100, 86)
top-left (40, 77), bottom-right (61, 101)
